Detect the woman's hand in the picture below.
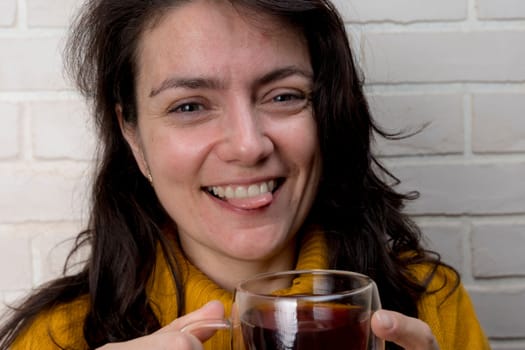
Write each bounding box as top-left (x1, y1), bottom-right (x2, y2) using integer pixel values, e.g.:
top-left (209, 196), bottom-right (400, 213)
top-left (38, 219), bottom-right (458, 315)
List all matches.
top-left (97, 300), bottom-right (224, 350)
top-left (371, 310), bottom-right (440, 350)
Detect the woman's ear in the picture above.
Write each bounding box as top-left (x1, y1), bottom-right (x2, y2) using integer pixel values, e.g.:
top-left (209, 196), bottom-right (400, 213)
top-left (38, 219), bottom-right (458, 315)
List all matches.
top-left (115, 104), bottom-right (150, 178)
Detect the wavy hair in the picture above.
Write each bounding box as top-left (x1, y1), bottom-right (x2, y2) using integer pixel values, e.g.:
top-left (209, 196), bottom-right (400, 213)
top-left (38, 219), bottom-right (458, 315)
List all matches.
top-left (0, 1), bottom-right (455, 349)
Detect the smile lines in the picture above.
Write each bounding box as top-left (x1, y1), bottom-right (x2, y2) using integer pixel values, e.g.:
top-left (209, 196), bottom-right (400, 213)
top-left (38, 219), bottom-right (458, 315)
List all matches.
top-left (207, 180), bottom-right (277, 200)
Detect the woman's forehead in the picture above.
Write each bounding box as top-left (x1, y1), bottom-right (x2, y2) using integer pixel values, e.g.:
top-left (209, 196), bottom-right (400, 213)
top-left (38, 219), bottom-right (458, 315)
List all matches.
top-left (139, 0), bottom-right (303, 43)
top-left (134, 0), bottom-right (310, 93)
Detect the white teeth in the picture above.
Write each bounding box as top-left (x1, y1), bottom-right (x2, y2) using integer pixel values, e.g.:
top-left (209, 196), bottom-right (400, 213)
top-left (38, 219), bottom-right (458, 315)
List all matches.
top-left (215, 186), bottom-right (225, 197)
top-left (248, 184), bottom-right (259, 196)
top-left (208, 180), bottom-right (278, 200)
top-left (235, 187), bottom-right (247, 198)
top-left (224, 186), bottom-right (235, 199)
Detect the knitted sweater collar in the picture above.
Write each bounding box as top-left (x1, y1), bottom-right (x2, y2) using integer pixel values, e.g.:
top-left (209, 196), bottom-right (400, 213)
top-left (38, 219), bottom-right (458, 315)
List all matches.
top-left (146, 227), bottom-right (328, 326)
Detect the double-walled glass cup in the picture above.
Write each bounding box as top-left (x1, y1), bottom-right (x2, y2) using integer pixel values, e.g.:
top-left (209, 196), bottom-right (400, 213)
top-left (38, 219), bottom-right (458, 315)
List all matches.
top-left (182, 269), bottom-right (384, 349)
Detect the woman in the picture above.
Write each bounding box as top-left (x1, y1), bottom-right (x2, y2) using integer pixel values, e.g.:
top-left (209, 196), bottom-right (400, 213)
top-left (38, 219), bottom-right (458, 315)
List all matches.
top-left (0, 0), bottom-right (489, 349)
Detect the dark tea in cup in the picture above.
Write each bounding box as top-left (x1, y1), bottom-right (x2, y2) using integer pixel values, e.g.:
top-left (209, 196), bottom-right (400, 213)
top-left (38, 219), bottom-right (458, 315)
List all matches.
top-left (241, 301), bottom-right (369, 350)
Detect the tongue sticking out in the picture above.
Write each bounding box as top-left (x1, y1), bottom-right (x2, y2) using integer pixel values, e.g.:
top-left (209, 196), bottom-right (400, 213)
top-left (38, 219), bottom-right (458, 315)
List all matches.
top-left (225, 192), bottom-right (273, 210)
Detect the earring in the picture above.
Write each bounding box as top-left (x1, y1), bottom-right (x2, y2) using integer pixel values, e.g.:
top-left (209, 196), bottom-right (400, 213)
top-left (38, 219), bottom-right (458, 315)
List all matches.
top-left (146, 171), bottom-right (153, 184)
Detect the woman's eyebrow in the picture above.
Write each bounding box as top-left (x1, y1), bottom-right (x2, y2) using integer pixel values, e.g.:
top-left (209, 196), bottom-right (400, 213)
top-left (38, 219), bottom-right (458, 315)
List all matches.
top-left (252, 66), bottom-right (313, 90)
top-left (149, 77), bottom-right (224, 97)
top-left (149, 66), bottom-right (312, 98)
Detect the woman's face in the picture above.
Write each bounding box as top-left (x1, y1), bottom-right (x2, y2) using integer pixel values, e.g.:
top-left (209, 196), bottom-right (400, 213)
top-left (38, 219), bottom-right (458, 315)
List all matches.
top-left (122, 0), bottom-right (321, 281)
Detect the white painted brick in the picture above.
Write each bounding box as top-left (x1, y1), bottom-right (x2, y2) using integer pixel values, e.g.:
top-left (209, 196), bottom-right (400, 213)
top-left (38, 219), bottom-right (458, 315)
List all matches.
top-left (419, 222), bottom-right (464, 272)
top-left (0, 103), bottom-right (20, 159)
top-left (472, 93), bottom-right (525, 154)
top-left (491, 342), bottom-right (525, 350)
top-left (478, 0), bottom-right (525, 20)
top-left (362, 31), bottom-right (525, 83)
top-left (27, 0), bottom-right (83, 27)
top-left (31, 225), bottom-right (89, 285)
top-left (0, 164), bottom-right (91, 223)
top-left (2, 290), bottom-right (29, 305)
top-left (470, 288), bottom-right (525, 338)
top-left (390, 162), bottom-right (525, 215)
top-left (472, 222), bottom-right (525, 278)
top-left (0, 290), bottom-right (29, 317)
top-left (370, 93), bottom-right (464, 156)
top-left (29, 100), bottom-right (96, 160)
top-left (344, 24), bottom-right (363, 59)
top-left (0, 37), bottom-right (68, 91)
top-left (0, 0), bottom-right (17, 27)
top-left (0, 232), bottom-right (32, 290)
top-left (332, 0), bottom-right (467, 23)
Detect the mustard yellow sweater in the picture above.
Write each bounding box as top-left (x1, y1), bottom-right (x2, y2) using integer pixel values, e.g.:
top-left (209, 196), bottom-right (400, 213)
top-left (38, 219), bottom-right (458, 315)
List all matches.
top-left (11, 231), bottom-right (490, 349)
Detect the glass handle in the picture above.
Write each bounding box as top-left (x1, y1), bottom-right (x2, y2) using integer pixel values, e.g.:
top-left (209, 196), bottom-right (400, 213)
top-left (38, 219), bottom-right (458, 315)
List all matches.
top-left (180, 318), bottom-right (231, 334)
top-left (370, 282), bottom-right (385, 350)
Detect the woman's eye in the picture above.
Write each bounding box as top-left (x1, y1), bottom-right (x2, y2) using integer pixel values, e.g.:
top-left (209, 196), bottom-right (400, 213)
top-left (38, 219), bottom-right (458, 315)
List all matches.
top-left (261, 90), bottom-right (310, 115)
top-left (171, 102), bottom-right (204, 113)
top-left (165, 99), bottom-right (215, 126)
top-left (272, 93), bottom-right (305, 103)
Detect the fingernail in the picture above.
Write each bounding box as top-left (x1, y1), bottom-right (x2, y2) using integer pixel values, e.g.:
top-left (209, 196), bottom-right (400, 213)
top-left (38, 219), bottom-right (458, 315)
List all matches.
top-left (376, 311), bottom-right (394, 329)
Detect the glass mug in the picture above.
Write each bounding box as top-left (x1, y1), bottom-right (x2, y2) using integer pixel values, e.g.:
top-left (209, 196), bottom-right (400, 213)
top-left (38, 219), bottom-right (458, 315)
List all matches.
top-left (182, 269), bottom-right (384, 350)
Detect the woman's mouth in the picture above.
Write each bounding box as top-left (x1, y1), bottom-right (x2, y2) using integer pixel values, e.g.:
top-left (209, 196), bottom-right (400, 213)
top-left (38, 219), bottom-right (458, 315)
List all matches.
top-left (206, 179), bottom-right (279, 199)
top-left (204, 179), bottom-right (283, 210)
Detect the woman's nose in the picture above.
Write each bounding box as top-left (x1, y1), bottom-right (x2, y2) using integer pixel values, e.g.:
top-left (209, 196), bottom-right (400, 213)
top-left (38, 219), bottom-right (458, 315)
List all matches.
top-left (215, 104), bottom-right (274, 166)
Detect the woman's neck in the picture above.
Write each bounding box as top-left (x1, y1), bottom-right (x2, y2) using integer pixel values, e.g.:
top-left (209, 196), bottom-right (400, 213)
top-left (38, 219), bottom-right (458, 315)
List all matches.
top-left (181, 240), bottom-right (297, 291)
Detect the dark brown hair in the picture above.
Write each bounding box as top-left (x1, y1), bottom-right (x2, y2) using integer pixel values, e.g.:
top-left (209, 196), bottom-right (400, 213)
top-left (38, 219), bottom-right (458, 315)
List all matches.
top-left (0, 1), bottom-right (455, 349)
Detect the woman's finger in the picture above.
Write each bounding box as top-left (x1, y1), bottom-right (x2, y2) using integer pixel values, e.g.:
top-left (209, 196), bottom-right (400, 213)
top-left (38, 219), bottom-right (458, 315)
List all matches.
top-left (158, 300), bottom-right (225, 341)
top-left (97, 329), bottom-right (204, 350)
top-left (371, 310), bottom-right (439, 350)
top-left (97, 301), bottom-right (225, 350)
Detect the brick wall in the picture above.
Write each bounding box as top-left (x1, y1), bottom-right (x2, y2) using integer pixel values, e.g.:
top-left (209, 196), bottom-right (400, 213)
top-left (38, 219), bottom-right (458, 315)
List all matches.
top-left (1, 0), bottom-right (524, 348)
top-left (0, 0), bottom-right (91, 318)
